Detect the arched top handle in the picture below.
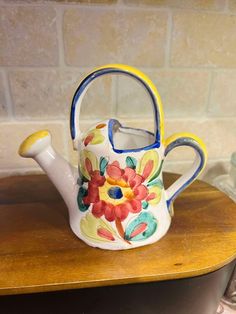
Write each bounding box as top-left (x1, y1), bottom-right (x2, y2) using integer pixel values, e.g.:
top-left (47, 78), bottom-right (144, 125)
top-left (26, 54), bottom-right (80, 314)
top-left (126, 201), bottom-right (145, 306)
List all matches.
top-left (70, 64), bottom-right (164, 150)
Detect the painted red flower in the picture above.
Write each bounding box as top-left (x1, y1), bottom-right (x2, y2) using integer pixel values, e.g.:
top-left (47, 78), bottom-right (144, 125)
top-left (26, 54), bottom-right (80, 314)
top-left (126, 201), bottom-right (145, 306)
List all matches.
top-left (82, 159), bottom-right (160, 222)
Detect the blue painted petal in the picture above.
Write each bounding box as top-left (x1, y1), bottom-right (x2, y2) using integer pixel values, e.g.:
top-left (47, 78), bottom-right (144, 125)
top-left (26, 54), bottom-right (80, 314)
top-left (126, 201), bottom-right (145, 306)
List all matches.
top-left (124, 212), bottom-right (157, 241)
top-left (108, 186), bottom-right (123, 199)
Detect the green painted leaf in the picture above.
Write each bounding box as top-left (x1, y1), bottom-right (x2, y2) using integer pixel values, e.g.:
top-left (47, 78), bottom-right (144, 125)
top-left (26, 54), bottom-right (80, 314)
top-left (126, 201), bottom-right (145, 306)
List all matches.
top-left (99, 157), bottom-right (108, 176)
top-left (77, 187), bottom-right (89, 212)
top-left (148, 159), bottom-right (164, 183)
top-left (147, 178), bottom-right (164, 188)
top-left (142, 201), bottom-right (149, 209)
top-left (126, 156), bottom-right (137, 169)
top-left (124, 212), bottom-right (157, 241)
top-left (77, 172), bottom-right (89, 186)
top-left (81, 175), bottom-right (89, 184)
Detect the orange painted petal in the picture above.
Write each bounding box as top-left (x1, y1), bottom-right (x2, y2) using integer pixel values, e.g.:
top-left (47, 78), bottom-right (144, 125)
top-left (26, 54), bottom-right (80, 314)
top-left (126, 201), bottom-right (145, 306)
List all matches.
top-left (124, 190), bottom-right (134, 200)
top-left (115, 217), bottom-right (125, 238)
top-left (96, 123), bottom-right (106, 129)
top-left (106, 177), bottom-right (128, 187)
top-left (84, 133), bottom-right (94, 146)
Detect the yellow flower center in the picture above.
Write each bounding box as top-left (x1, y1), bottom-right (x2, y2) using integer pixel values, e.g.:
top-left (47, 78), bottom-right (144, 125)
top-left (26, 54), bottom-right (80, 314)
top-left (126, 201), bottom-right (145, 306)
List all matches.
top-left (99, 178), bottom-right (134, 205)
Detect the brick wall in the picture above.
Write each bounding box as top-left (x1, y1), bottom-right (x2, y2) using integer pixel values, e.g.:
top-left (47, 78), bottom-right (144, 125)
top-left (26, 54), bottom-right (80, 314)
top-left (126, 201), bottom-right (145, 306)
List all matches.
top-left (0, 0), bottom-right (236, 183)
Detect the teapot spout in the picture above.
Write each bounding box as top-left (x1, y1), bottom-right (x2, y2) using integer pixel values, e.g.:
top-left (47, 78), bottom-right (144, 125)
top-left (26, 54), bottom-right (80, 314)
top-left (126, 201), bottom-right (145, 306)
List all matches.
top-left (19, 130), bottom-right (79, 217)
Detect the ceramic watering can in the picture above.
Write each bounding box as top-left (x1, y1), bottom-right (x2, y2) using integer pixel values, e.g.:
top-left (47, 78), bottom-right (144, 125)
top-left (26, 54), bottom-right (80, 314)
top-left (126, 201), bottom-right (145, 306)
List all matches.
top-left (19, 64), bottom-right (207, 250)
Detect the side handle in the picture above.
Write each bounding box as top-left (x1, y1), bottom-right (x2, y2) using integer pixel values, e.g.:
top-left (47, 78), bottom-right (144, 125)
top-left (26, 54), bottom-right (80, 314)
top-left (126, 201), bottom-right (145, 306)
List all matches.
top-left (164, 132), bottom-right (207, 210)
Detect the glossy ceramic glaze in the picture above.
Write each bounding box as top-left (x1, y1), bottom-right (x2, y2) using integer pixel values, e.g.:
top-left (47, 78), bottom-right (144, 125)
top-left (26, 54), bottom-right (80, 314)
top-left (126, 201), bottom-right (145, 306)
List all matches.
top-left (19, 64), bottom-right (207, 250)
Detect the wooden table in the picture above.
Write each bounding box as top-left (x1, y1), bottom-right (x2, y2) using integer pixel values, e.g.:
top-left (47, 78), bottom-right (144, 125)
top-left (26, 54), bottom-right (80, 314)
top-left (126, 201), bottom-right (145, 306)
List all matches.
top-left (0, 173), bottom-right (236, 314)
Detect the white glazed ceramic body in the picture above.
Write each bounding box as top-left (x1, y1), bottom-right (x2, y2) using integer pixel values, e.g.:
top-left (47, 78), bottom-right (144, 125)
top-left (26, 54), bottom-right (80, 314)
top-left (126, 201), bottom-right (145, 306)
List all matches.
top-left (19, 64), bottom-right (207, 250)
top-left (72, 119), bottom-right (170, 250)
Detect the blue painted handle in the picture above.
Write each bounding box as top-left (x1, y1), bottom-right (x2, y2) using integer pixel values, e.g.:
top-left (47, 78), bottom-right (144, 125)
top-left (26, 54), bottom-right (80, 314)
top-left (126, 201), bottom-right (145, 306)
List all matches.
top-left (164, 134), bottom-right (207, 209)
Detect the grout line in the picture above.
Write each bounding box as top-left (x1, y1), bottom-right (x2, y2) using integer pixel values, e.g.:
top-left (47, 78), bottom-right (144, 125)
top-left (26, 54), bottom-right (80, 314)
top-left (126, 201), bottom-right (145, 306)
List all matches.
top-left (205, 70), bottom-right (214, 116)
top-left (164, 64), bottom-right (236, 70)
top-left (0, 119), bottom-right (70, 125)
top-left (223, 0), bottom-right (230, 12)
top-left (64, 64), bottom-right (236, 71)
top-left (0, 66), bottom-right (104, 72)
top-left (0, 65), bottom-right (61, 70)
top-left (111, 76), bottom-right (118, 116)
top-left (61, 120), bottom-right (70, 160)
top-left (1, 116), bottom-right (236, 125)
top-left (0, 1), bottom-right (234, 15)
top-left (55, 5), bottom-right (66, 68)
top-left (164, 9), bottom-right (172, 68)
top-left (1, 69), bottom-right (14, 120)
top-left (0, 2), bottom-right (168, 12)
top-left (169, 6), bottom-right (231, 14)
top-left (2, 1), bottom-right (231, 15)
top-left (164, 158), bottom-right (230, 164)
top-left (113, 76), bottom-right (120, 117)
top-left (117, 116), bottom-right (236, 122)
top-left (0, 166), bottom-right (41, 172)
top-left (0, 168), bottom-right (43, 179)
top-left (3, 65), bottom-right (236, 73)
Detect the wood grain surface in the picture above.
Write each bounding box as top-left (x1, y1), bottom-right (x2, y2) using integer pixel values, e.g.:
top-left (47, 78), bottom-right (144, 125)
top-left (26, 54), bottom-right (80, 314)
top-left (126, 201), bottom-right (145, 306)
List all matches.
top-left (0, 173), bottom-right (235, 295)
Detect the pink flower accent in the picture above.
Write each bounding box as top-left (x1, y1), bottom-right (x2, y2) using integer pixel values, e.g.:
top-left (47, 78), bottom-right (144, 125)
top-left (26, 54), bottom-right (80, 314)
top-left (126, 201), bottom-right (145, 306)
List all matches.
top-left (84, 133), bottom-right (94, 147)
top-left (83, 124), bottom-right (106, 146)
top-left (97, 227), bottom-right (115, 241)
top-left (142, 160), bottom-right (154, 179)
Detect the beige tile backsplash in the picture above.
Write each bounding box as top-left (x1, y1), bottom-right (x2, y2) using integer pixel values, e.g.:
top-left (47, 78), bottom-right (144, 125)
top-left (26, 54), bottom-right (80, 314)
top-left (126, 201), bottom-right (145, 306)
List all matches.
top-left (209, 71), bottom-right (236, 116)
top-left (171, 12), bottom-right (236, 67)
top-left (0, 72), bottom-right (8, 118)
top-left (0, 122), bottom-right (66, 169)
top-left (63, 8), bottom-right (168, 67)
top-left (117, 70), bottom-right (210, 117)
top-left (125, 0), bottom-right (226, 11)
top-left (0, 0), bottom-right (236, 184)
top-left (0, 6), bottom-right (59, 66)
top-left (229, 0), bottom-right (236, 12)
top-left (9, 70), bottom-right (113, 119)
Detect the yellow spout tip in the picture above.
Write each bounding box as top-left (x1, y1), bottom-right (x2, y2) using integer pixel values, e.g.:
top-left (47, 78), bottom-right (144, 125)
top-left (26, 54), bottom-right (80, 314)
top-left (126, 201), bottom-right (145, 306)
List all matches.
top-left (19, 130), bottom-right (50, 157)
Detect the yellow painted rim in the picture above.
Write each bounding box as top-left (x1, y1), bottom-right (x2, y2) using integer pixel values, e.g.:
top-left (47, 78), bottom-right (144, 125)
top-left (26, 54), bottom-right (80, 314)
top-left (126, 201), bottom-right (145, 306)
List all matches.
top-left (18, 130), bottom-right (49, 156)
